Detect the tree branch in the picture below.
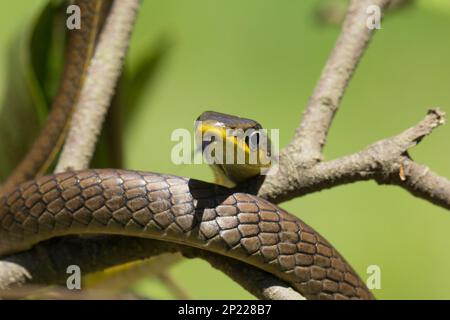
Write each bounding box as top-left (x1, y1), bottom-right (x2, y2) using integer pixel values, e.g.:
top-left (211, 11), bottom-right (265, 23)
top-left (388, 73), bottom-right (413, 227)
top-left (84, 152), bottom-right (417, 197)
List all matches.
top-left (383, 159), bottom-right (450, 210)
top-left (0, 0), bottom-right (397, 300)
top-left (285, 0), bottom-right (391, 166)
top-left (258, 0), bottom-right (393, 211)
top-left (0, 0), bottom-right (301, 300)
top-left (6, 0), bottom-right (448, 302)
top-left (258, 108), bottom-right (450, 211)
top-left (0, 236), bottom-right (304, 300)
top-left (50, 0), bottom-right (301, 299)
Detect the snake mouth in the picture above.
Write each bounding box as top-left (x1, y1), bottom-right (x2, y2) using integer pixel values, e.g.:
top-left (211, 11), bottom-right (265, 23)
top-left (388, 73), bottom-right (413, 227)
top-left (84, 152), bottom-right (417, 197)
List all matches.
top-left (194, 111), bottom-right (273, 186)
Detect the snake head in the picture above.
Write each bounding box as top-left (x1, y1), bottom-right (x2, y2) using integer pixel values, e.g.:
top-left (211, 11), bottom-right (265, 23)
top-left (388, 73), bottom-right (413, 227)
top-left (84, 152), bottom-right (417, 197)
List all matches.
top-left (195, 111), bottom-right (272, 187)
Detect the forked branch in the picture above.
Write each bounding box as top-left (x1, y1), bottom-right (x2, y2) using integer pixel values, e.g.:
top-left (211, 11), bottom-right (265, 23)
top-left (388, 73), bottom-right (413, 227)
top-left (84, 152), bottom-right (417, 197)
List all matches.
top-left (258, 108), bottom-right (450, 211)
top-left (286, 0), bottom-right (393, 165)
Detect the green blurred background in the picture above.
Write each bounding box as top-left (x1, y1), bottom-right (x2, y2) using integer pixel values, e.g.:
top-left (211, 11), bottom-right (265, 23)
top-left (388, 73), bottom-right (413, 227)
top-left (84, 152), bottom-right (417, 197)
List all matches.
top-left (0, 0), bottom-right (450, 299)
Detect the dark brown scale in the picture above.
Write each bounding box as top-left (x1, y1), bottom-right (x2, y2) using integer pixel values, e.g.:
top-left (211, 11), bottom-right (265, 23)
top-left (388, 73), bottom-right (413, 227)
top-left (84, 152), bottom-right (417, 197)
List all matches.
top-left (0, 169), bottom-right (374, 300)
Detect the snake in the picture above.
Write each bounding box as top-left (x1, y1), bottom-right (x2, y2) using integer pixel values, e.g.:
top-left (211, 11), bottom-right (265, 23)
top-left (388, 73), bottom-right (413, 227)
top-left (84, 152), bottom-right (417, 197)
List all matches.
top-left (1, 0), bottom-right (110, 192)
top-left (0, 0), bottom-right (374, 300)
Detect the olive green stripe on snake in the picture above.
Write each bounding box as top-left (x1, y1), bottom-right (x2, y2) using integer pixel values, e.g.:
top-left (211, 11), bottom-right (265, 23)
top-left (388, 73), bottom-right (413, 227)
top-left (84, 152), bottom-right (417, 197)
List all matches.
top-left (0, 169), bottom-right (373, 300)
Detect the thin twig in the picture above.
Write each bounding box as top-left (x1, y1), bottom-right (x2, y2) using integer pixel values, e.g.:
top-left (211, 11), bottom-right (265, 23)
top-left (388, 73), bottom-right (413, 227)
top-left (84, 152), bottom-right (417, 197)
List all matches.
top-left (384, 159), bottom-right (450, 210)
top-left (285, 0), bottom-right (392, 166)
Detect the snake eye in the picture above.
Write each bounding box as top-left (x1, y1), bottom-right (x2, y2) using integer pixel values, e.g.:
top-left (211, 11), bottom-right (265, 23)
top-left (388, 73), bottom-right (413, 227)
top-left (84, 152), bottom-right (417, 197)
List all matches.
top-left (245, 131), bottom-right (260, 150)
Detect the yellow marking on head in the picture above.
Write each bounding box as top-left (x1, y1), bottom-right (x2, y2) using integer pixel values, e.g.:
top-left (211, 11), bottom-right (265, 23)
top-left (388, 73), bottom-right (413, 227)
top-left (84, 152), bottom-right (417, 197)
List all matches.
top-left (195, 118), bottom-right (272, 187)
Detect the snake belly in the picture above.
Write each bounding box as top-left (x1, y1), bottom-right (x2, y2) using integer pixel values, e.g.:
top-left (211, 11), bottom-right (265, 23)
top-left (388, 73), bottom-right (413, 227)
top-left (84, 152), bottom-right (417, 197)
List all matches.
top-left (0, 169), bottom-right (373, 300)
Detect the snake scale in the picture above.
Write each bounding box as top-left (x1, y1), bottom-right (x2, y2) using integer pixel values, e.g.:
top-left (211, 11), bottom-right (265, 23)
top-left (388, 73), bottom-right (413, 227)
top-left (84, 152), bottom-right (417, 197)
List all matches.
top-left (0, 0), bottom-right (374, 300)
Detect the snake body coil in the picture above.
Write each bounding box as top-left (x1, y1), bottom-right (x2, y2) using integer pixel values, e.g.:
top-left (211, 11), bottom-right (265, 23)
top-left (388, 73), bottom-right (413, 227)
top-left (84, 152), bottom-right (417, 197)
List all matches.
top-left (0, 169), bottom-right (373, 300)
top-left (0, 0), bottom-right (374, 300)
